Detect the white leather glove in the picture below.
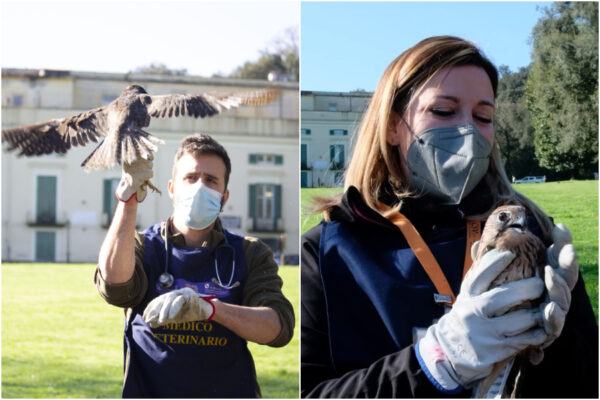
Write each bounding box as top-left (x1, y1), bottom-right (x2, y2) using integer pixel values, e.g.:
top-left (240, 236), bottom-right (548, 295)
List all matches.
top-left (539, 223), bottom-right (578, 347)
top-left (416, 250), bottom-right (548, 393)
top-left (115, 156), bottom-right (154, 203)
top-left (142, 287), bottom-right (215, 328)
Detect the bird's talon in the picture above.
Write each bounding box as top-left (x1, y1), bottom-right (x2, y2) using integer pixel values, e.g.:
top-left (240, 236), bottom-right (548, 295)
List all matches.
top-left (146, 180), bottom-right (161, 194)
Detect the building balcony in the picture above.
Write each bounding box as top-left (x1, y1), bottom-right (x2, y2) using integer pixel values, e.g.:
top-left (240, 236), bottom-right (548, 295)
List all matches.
top-left (247, 217), bottom-right (285, 234)
top-left (26, 211), bottom-right (69, 228)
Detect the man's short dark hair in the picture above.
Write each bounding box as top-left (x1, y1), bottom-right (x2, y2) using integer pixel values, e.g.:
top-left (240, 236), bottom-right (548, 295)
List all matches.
top-left (172, 133), bottom-right (232, 187)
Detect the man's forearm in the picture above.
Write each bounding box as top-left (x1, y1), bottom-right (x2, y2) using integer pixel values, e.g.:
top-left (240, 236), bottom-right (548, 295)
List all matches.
top-left (211, 300), bottom-right (282, 345)
top-left (98, 200), bottom-right (138, 284)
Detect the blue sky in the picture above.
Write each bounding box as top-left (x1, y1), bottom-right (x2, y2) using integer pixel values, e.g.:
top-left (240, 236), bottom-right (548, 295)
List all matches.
top-left (301, 1), bottom-right (552, 92)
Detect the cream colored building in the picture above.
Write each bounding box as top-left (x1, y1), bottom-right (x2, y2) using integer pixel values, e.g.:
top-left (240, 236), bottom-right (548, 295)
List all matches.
top-left (300, 90), bottom-right (371, 187)
top-left (2, 69), bottom-right (299, 263)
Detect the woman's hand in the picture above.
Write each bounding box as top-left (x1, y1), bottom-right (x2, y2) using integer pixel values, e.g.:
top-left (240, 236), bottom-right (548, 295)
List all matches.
top-left (416, 250), bottom-right (548, 393)
top-left (539, 224), bottom-right (578, 348)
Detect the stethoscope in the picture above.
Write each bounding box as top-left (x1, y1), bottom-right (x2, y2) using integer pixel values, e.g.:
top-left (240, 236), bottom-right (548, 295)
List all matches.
top-left (158, 220), bottom-right (240, 291)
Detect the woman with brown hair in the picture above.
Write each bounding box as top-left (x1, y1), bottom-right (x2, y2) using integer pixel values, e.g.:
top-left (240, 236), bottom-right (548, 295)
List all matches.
top-left (301, 36), bottom-right (597, 398)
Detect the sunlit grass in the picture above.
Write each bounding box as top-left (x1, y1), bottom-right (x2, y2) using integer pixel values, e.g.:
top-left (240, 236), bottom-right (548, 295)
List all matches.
top-left (2, 263), bottom-right (299, 398)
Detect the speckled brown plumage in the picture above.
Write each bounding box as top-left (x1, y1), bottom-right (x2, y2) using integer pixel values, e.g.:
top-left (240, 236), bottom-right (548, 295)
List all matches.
top-left (475, 205), bottom-right (546, 288)
top-left (473, 205), bottom-right (547, 397)
top-left (2, 84), bottom-right (279, 171)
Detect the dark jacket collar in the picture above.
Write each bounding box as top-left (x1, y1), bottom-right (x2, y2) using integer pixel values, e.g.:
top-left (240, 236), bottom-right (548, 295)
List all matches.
top-left (329, 182), bottom-right (495, 239)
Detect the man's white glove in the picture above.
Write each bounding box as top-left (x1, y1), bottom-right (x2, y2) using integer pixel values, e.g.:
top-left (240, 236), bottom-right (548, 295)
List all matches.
top-left (142, 287), bottom-right (215, 328)
top-left (115, 156), bottom-right (154, 203)
top-left (539, 223), bottom-right (578, 348)
top-left (416, 250), bottom-right (548, 393)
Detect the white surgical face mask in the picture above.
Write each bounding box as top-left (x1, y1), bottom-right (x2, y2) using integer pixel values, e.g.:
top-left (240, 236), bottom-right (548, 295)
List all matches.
top-left (406, 123), bottom-right (492, 205)
top-left (174, 181), bottom-right (223, 230)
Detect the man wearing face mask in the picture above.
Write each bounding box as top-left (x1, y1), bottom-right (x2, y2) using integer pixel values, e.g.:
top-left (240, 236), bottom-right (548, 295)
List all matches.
top-left (95, 133), bottom-right (295, 398)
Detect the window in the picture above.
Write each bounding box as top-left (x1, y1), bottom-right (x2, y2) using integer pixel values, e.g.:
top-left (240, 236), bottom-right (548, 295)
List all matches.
top-left (329, 129), bottom-right (348, 136)
top-left (330, 145), bottom-right (345, 170)
top-left (103, 178), bottom-right (120, 226)
top-left (328, 103), bottom-right (338, 111)
top-left (35, 231), bottom-right (56, 262)
top-left (301, 128), bottom-right (311, 135)
top-left (249, 153), bottom-right (284, 165)
top-left (301, 171), bottom-right (309, 188)
top-left (36, 176), bottom-right (57, 225)
top-left (248, 183), bottom-right (281, 232)
top-left (334, 171), bottom-right (344, 187)
top-left (301, 144), bottom-right (308, 169)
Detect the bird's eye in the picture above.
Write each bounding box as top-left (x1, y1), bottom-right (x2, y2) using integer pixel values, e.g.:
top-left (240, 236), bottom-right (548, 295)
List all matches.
top-left (498, 212), bottom-right (509, 222)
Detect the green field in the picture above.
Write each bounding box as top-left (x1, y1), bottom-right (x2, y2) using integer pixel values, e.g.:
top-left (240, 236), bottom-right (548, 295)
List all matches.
top-left (301, 181), bottom-right (598, 318)
top-left (1, 264), bottom-right (299, 398)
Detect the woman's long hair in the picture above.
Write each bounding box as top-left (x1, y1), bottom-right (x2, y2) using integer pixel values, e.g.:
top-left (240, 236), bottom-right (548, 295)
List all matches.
top-left (317, 36), bottom-right (553, 240)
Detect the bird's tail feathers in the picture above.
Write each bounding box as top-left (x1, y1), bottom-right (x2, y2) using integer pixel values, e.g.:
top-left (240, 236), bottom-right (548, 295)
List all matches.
top-left (81, 129), bottom-right (163, 171)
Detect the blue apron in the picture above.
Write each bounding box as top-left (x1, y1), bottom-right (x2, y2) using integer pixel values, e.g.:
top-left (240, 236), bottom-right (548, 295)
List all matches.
top-left (122, 223), bottom-right (257, 398)
top-left (319, 220), bottom-right (466, 373)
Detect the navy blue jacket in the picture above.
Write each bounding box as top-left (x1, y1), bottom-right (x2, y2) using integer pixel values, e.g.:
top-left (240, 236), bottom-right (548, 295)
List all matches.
top-left (301, 186), bottom-right (598, 398)
top-left (123, 222), bottom-right (257, 398)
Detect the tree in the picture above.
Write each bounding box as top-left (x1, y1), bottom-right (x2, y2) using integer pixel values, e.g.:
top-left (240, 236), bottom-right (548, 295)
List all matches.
top-left (495, 66), bottom-right (549, 179)
top-left (131, 63), bottom-right (187, 76)
top-left (229, 26), bottom-right (299, 81)
top-left (526, 2), bottom-right (598, 178)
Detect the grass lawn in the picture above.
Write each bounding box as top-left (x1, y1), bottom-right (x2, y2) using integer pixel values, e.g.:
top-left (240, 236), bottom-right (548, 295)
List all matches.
top-left (301, 180), bottom-right (598, 318)
top-left (1, 263), bottom-right (299, 398)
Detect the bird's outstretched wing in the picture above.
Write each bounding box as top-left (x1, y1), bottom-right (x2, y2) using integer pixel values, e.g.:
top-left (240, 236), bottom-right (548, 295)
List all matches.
top-left (2, 107), bottom-right (107, 156)
top-left (146, 88), bottom-right (279, 119)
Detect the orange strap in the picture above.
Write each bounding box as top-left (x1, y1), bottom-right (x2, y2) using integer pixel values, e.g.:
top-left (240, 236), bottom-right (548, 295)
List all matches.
top-left (379, 203), bottom-right (481, 306)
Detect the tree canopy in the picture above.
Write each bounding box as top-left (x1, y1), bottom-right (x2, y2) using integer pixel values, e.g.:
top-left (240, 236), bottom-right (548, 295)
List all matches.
top-left (228, 26), bottom-right (299, 81)
top-left (131, 63), bottom-right (187, 76)
top-left (526, 1), bottom-right (598, 178)
top-left (495, 66), bottom-right (549, 179)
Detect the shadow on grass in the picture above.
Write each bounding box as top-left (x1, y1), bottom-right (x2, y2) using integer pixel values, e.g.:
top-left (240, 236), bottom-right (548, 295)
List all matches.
top-left (257, 369), bottom-right (299, 398)
top-left (3, 357), bottom-right (299, 399)
top-left (2, 357), bottom-right (122, 398)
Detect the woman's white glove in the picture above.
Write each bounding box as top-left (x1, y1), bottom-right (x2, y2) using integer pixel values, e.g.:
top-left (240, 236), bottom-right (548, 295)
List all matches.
top-left (416, 250), bottom-right (548, 393)
top-left (115, 156), bottom-right (154, 203)
top-left (142, 287), bottom-right (215, 328)
top-left (539, 224), bottom-right (578, 348)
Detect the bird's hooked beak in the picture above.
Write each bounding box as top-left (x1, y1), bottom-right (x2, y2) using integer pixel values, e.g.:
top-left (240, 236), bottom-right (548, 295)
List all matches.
top-left (507, 214), bottom-right (527, 233)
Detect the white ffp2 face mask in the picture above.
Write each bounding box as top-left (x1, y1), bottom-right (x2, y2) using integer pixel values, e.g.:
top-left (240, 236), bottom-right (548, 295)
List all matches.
top-left (406, 123), bottom-right (492, 205)
top-left (174, 181), bottom-right (223, 230)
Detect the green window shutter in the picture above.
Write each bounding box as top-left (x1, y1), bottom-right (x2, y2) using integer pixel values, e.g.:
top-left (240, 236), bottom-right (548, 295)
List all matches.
top-left (301, 144), bottom-right (308, 169)
top-left (274, 184), bottom-right (282, 220)
top-left (35, 231), bottom-right (56, 262)
top-left (103, 179), bottom-right (113, 215)
top-left (330, 146), bottom-right (335, 163)
top-left (275, 155), bottom-right (283, 165)
top-left (37, 176), bottom-right (57, 224)
top-left (248, 184), bottom-right (256, 218)
top-left (249, 154), bottom-right (258, 164)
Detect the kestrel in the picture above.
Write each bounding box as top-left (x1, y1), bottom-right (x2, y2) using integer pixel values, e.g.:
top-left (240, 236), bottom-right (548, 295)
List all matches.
top-left (2, 84), bottom-right (278, 190)
top-left (472, 205), bottom-right (547, 397)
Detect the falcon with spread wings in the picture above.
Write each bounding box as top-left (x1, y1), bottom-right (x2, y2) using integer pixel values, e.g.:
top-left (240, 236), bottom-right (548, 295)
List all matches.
top-left (2, 84), bottom-right (278, 173)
